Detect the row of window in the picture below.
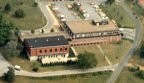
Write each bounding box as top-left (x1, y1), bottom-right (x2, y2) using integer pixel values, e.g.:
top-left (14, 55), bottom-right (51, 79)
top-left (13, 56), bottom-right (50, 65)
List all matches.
top-left (39, 48), bottom-right (68, 53)
top-left (75, 31), bottom-right (120, 38)
top-left (42, 55), bottom-right (66, 58)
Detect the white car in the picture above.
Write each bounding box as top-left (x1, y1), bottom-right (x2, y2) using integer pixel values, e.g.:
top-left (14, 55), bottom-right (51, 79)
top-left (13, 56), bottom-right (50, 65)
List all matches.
top-left (14, 65), bottom-right (21, 71)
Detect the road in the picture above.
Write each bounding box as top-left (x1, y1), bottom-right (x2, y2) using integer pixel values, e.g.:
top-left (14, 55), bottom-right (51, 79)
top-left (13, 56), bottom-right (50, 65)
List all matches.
top-left (15, 64), bottom-right (117, 77)
top-left (0, 54), bottom-right (11, 76)
top-left (106, 0), bottom-right (143, 83)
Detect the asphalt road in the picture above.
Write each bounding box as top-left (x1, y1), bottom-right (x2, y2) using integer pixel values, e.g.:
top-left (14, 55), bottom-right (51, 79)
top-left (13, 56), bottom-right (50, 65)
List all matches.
top-left (15, 64), bottom-right (117, 77)
top-left (106, 0), bottom-right (143, 83)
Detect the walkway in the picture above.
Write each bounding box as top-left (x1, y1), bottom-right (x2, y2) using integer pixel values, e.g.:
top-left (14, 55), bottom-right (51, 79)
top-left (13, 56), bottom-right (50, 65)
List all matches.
top-left (97, 45), bottom-right (112, 65)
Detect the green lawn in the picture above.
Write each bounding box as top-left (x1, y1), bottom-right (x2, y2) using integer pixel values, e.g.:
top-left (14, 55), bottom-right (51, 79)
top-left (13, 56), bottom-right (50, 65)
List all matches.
top-left (100, 40), bottom-right (132, 64)
top-left (8, 56), bottom-right (78, 72)
top-left (125, 0), bottom-right (144, 16)
top-left (0, 0), bottom-right (46, 30)
top-left (100, 2), bottom-right (134, 28)
top-left (0, 71), bottom-right (111, 83)
top-left (74, 45), bottom-right (109, 66)
top-left (74, 40), bottom-right (132, 65)
top-left (116, 68), bottom-right (144, 83)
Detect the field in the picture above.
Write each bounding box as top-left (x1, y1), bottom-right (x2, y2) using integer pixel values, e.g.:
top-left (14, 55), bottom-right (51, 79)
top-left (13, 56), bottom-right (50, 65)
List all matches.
top-left (0, 0), bottom-right (46, 30)
top-left (100, 40), bottom-right (132, 64)
top-left (74, 45), bottom-right (109, 66)
top-left (116, 68), bottom-right (144, 83)
top-left (100, 2), bottom-right (134, 28)
top-left (74, 40), bottom-right (132, 65)
top-left (0, 72), bottom-right (111, 83)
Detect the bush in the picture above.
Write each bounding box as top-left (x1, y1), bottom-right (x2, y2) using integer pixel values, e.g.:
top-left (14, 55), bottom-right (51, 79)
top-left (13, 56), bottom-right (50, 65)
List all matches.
top-left (32, 62), bottom-right (39, 72)
top-left (31, 29), bottom-right (35, 34)
top-left (77, 51), bottom-right (97, 69)
top-left (33, 2), bottom-right (38, 7)
top-left (3, 67), bottom-right (15, 82)
top-left (128, 67), bottom-right (137, 72)
top-left (136, 70), bottom-right (144, 79)
top-left (4, 3), bottom-right (11, 12)
top-left (14, 9), bottom-right (25, 18)
top-left (32, 67), bottom-right (39, 72)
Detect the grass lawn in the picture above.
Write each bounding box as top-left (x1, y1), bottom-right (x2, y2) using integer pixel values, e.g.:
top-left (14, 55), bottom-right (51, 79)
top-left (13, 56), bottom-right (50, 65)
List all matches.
top-left (0, 0), bottom-right (46, 30)
top-left (116, 68), bottom-right (144, 83)
top-left (100, 2), bottom-right (134, 28)
top-left (100, 40), bottom-right (132, 64)
top-left (0, 71), bottom-right (111, 83)
top-left (0, 48), bottom-right (77, 72)
top-left (8, 56), bottom-right (78, 72)
top-left (125, 0), bottom-right (144, 16)
top-left (74, 45), bottom-right (109, 66)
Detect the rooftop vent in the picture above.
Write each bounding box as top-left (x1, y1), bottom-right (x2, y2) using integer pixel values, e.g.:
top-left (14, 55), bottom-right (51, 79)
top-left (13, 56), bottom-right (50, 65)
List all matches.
top-left (46, 39), bottom-right (48, 42)
top-left (34, 40), bottom-right (37, 43)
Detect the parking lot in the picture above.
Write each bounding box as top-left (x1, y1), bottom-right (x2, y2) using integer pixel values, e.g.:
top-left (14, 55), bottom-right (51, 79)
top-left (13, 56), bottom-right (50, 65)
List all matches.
top-left (50, 0), bottom-right (106, 21)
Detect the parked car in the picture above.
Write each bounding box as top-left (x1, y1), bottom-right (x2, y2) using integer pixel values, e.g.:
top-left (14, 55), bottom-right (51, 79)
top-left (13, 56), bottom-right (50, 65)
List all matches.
top-left (14, 65), bottom-right (21, 71)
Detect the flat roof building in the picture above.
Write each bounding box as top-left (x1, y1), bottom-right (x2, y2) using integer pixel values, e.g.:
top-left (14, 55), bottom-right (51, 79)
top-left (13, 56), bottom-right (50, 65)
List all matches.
top-left (65, 20), bottom-right (118, 34)
top-left (64, 20), bottom-right (121, 46)
top-left (24, 36), bottom-right (73, 64)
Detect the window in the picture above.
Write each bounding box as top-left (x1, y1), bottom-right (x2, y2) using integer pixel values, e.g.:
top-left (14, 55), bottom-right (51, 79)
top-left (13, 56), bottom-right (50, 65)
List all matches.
top-left (45, 50), bottom-right (47, 53)
top-left (55, 48), bottom-right (57, 52)
top-left (60, 48), bottom-right (62, 51)
top-left (50, 49), bottom-right (52, 52)
top-left (65, 48), bottom-right (67, 51)
top-left (39, 50), bottom-right (42, 53)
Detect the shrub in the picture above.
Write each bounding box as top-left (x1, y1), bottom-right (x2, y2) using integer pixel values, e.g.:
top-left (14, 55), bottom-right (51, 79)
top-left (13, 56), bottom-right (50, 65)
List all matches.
top-left (31, 29), bottom-right (35, 34)
top-left (4, 3), bottom-right (11, 12)
top-left (14, 9), bottom-right (25, 18)
top-left (77, 51), bottom-right (97, 69)
top-left (33, 2), bottom-right (38, 7)
top-left (136, 70), bottom-right (144, 79)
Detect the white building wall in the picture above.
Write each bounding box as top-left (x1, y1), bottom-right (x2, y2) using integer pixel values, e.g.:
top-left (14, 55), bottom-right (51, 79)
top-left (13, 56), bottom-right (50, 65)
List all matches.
top-left (29, 56), bottom-right (38, 61)
top-left (41, 53), bottom-right (71, 64)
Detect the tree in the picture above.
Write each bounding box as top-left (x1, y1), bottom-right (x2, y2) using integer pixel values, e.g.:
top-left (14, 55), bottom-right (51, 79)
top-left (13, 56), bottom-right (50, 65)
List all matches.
top-left (32, 62), bottom-right (39, 72)
top-left (106, 0), bottom-right (115, 5)
top-left (77, 51), bottom-right (97, 69)
top-left (4, 3), bottom-right (11, 12)
top-left (3, 40), bottom-right (18, 60)
top-left (140, 43), bottom-right (144, 58)
top-left (0, 14), bottom-right (15, 46)
top-left (3, 67), bottom-right (15, 82)
top-left (14, 9), bottom-right (25, 18)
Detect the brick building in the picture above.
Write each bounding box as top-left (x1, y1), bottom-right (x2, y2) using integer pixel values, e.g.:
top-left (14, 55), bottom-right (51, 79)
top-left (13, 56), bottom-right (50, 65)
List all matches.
top-left (24, 36), bottom-right (72, 64)
top-left (64, 20), bottom-right (122, 46)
